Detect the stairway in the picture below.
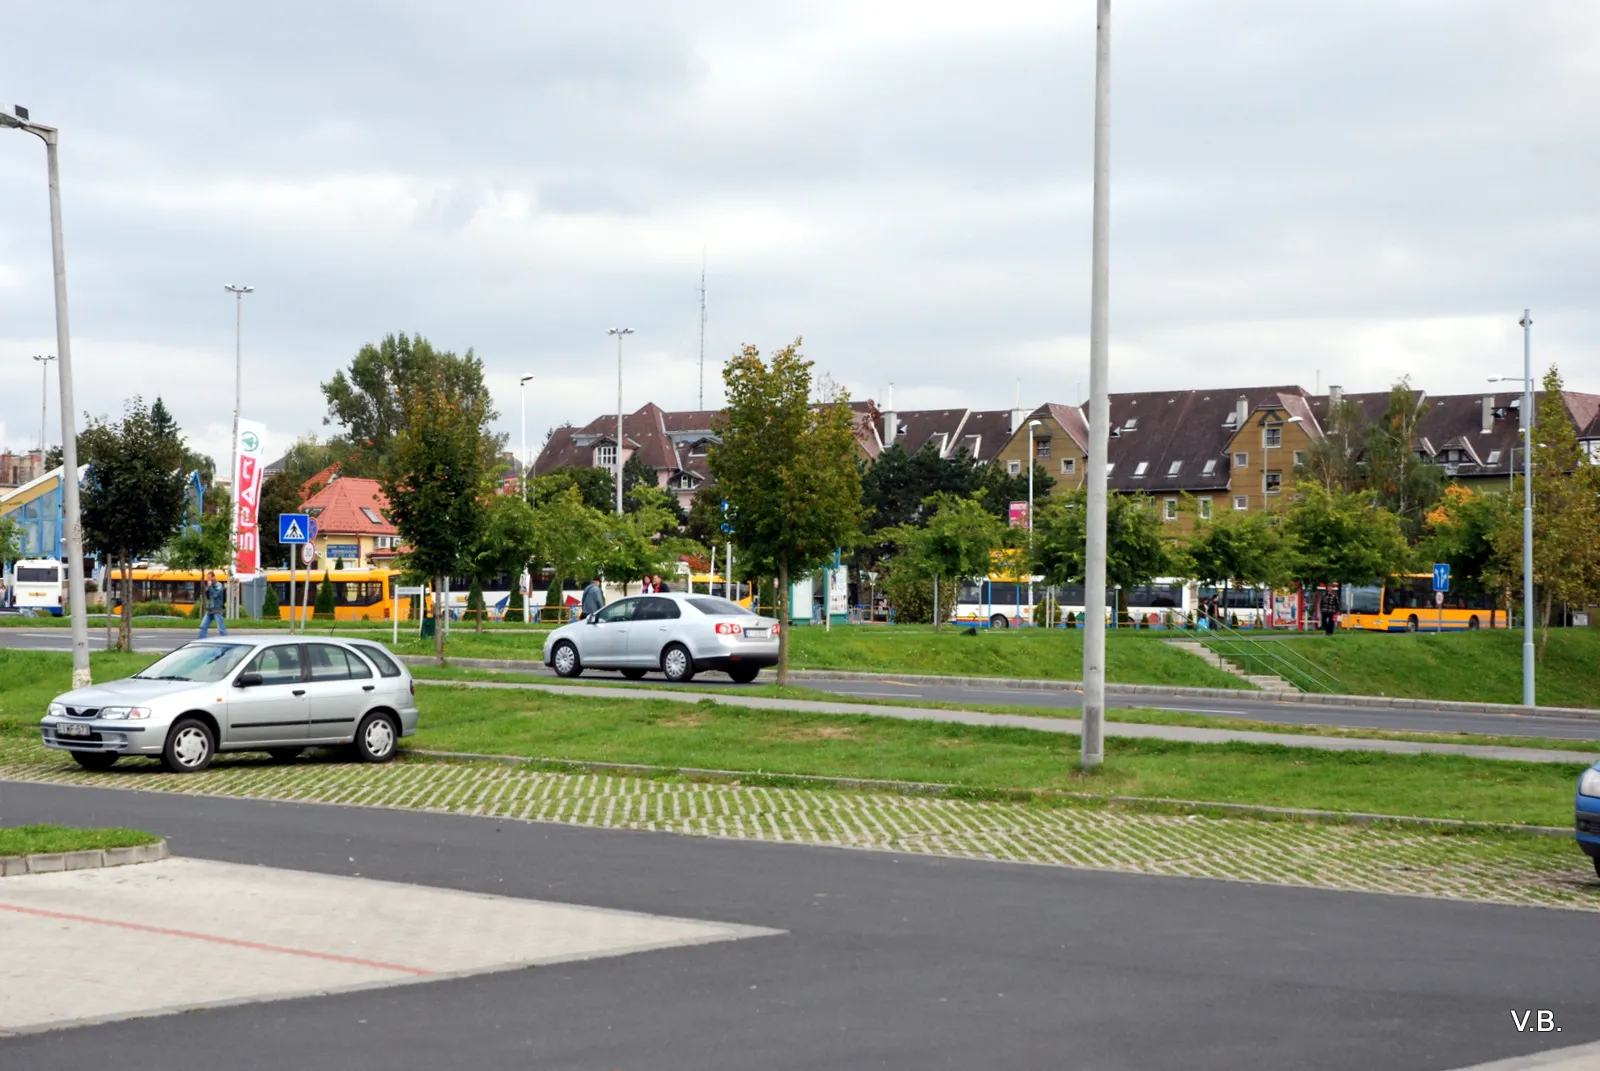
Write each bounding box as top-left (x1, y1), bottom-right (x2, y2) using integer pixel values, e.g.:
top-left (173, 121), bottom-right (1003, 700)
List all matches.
top-left (1164, 639), bottom-right (1301, 693)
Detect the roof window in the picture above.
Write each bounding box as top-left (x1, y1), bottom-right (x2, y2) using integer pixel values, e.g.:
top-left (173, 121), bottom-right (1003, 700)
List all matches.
top-left (1123, 418), bottom-right (1139, 431)
top-left (1486, 450), bottom-right (1502, 465)
top-left (1202, 459), bottom-right (1217, 475)
top-left (1133, 461), bottom-right (1149, 477)
top-left (360, 507), bottom-right (383, 525)
top-left (1167, 460), bottom-right (1182, 476)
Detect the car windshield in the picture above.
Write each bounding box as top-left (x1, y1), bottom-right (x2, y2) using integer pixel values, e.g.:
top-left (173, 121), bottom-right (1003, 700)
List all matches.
top-left (131, 643), bottom-right (254, 683)
top-left (686, 597), bottom-right (754, 617)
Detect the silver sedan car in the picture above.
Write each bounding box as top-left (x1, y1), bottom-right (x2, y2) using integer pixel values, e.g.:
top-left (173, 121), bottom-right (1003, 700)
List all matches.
top-left (542, 593), bottom-right (780, 683)
top-left (39, 637), bottom-right (419, 773)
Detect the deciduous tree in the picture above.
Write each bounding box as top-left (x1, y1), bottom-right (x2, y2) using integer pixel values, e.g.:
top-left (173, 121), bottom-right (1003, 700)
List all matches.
top-left (1031, 489), bottom-right (1180, 621)
top-left (882, 494), bottom-right (1008, 630)
top-left (470, 493), bottom-right (539, 631)
top-left (1284, 483), bottom-right (1410, 589)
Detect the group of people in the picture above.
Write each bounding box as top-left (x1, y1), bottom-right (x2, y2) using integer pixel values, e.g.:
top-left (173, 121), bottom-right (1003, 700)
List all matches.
top-left (639, 574), bottom-right (672, 594)
top-left (578, 574), bottom-right (674, 620)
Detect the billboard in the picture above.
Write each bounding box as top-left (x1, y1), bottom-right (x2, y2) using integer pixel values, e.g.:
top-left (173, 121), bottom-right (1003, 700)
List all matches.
top-left (232, 419), bottom-right (268, 580)
top-left (1008, 500), bottom-right (1030, 529)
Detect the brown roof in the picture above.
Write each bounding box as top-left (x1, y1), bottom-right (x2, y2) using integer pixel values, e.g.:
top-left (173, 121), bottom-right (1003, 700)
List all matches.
top-left (299, 477), bottom-right (396, 536)
top-left (1104, 385), bottom-right (1307, 493)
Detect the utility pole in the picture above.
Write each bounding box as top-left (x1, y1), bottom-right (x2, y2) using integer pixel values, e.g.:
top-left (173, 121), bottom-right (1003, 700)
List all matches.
top-left (1519, 310), bottom-right (1535, 709)
top-left (224, 284), bottom-right (253, 619)
top-left (698, 249), bottom-right (707, 411)
top-left (32, 354), bottom-right (56, 458)
top-left (1082, 0), bottom-right (1113, 770)
top-left (607, 328), bottom-right (634, 514)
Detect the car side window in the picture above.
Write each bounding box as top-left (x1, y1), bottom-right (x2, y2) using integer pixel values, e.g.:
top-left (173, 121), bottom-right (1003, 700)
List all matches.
top-left (354, 645), bottom-right (402, 678)
top-left (594, 599), bottom-right (638, 624)
top-left (307, 643), bottom-right (353, 682)
top-left (638, 597), bottom-right (680, 621)
top-left (341, 648), bottom-right (374, 679)
top-left (246, 645), bottom-right (303, 686)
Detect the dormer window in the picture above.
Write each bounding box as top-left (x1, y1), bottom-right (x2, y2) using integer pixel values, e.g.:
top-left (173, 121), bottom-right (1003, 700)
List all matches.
top-left (596, 444), bottom-right (616, 470)
top-left (689, 440), bottom-right (709, 457)
top-left (1133, 461), bottom-right (1149, 477)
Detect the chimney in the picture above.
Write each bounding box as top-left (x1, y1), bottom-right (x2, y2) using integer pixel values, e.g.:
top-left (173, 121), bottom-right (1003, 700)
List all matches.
top-left (1329, 384), bottom-right (1343, 407)
top-left (882, 383), bottom-right (897, 448)
top-left (1481, 394), bottom-right (1494, 435)
top-left (1236, 396), bottom-right (1249, 428)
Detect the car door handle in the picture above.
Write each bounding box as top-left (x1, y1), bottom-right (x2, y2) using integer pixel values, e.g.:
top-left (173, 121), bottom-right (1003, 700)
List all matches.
top-left (292, 689), bottom-right (306, 697)
top-left (363, 685), bottom-right (375, 692)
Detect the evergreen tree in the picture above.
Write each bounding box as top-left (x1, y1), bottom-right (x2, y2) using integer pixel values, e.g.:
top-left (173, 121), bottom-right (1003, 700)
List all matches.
top-left (261, 584), bottom-right (281, 619)
top-left (314, 570), bottom-right (336, 620)
top-left (466, 576), bottom-right (485, 627)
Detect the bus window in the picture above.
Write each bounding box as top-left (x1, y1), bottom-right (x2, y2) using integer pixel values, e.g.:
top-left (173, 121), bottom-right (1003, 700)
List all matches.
top-left (1344, 585), bottom-right (1381, 614)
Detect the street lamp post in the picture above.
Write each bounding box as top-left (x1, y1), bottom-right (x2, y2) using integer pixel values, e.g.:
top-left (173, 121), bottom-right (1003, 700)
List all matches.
top-left (519, 373), bottom-right (534, 629)
top-left (2, 105), bottom-right (90, 686)
top-left (223, 284), bottom-right (253, 618)
top-left (1027, 419), bottom-right (1041, 626)
top-left (1489, 309), bottom-right (1536, 709)
top-left (32, 354), bottom-right (56, 458)
top-left (1082, 0), bottom-right (1113, 769)
top-left (607, 328), bottom-right (633, 515)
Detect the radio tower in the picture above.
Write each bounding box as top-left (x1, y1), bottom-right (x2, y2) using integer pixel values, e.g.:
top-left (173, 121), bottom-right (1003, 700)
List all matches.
top-left (698, 248), bottom-right (708, 410)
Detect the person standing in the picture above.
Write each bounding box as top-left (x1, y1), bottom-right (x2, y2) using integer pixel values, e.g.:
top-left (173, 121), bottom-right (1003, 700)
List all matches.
top-left (581, 577), bottom-right (605, 618)
top-left (199, 571), bottom-right (228, 638)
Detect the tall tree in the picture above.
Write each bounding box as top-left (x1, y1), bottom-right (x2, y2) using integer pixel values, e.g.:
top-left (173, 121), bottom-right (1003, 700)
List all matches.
top-left (882, 494), bottom-right (1008, 630)
top-left (257, 472), bottom-right (308, 570)
top-left (1031, 489), bottom-right (1180, 621)
top-left (600, 485), bottom-right (689, 594)
top-left (1363, 379), bottom-right (1441, 537)
top-left (1299, 396), bottom-right (1367, 493)
top-left (381, 373), bottom-right (494, 665)
top-left (1420, 485), bottom-right (1517, 600)
top-left (533, 485), bottom-right (608, 603)
top-left (709, 340), bottom-right (864, 682)
top-left (323, 332), bottom-right (502, 478)
top-left (856, 442), bottom-right (984, 571)
top-left (1187, 508), bottom-right (1301, 611)
top-left (165, 498), bottom-right (235, 573)
top-left (532, 465), bottom-right (615, 513)
top-left (978, 459), bottom-right (1056, 521)
top-left (1284, 483), bottom-right (1411, 590)
top-left (469, 493), bottom-right (539, 632)
top-left (80, 397), bottom-right (188, 650)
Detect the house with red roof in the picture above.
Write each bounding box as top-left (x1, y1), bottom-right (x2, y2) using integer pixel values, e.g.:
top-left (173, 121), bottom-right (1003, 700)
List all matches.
top-left (298, 475), bottom-right (401, 569)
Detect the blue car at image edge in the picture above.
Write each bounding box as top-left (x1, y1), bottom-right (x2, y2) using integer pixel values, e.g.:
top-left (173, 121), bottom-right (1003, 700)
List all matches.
top-left (1577, 762), bottom-right (1600, 879)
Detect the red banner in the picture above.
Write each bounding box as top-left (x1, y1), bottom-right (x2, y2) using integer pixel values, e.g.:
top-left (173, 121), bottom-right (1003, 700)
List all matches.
top-left (233, 420), bottom-right (268, 580)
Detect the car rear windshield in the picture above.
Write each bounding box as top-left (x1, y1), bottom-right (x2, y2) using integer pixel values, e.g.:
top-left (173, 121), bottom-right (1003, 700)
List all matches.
top-left (686, 597), bottom-right (753, 616)
top-left (132, 643), bottom-right (254, 683)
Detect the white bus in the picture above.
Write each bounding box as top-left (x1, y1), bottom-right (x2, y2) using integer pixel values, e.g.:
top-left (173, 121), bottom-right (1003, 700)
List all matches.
top-left (9, 558), bottom-right (65, 615)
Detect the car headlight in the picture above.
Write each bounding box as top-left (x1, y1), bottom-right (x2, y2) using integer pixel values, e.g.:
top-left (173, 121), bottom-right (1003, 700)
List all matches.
top-left (98, 706), bottom-right (152, 721)
top-left (48, 703), bottom-right (66, 718)
top-left (1580, 769), bottom-right (1600, 799)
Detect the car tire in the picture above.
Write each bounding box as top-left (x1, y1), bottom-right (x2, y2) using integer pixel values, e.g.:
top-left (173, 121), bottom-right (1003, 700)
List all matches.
top-left (990, 614), bottom-right (1010, 629)
top-left (727, 664), bottom-right (761, 684)
top-left (1468, 616), bottom-right (1480, 631)
top-left (267, 747), bottom-right (304, 763)
top-left (353, 711), bottom-right (399, 763)
top-left (162, 717), bottom-right (216, 774)
top-left (1406, 615), bottom-right (1419, 633)
top-left (1593, 856), bottom-right (1600, 881)
top-left (551, 640), bottom-right (583, 678)
top-left (661, 643), bottom-right (697, 684)
top-left (620, 668), bottom-right (648, 680)
top-left (71, 751), bottom-right (119, 771)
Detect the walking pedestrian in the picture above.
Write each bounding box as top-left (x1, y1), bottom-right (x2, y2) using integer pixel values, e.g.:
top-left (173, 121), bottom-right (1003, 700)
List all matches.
top-left (1320, 585), bottom-right (1339, 636)
top-left (581, 577), bottom-right (605, 618)
top-left (198, 571), bottom-right (228, 638)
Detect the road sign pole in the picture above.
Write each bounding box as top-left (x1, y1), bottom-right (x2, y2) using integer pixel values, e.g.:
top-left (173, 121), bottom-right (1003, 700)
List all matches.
top-left (289, 553), bottom-right (296, 635)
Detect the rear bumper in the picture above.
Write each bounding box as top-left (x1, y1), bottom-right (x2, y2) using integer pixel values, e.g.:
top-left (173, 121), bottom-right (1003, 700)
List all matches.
top-left (1576, 795), bottom-right (1600, 856)
top-left (692, 653), bottom-right (779, 672)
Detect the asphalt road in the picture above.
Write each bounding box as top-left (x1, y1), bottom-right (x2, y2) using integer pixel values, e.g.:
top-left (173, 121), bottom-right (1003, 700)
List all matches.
top-left (7, 626), bottom-right (1596, 743)
top-left (0, 779), bottom-right (1594, 1070)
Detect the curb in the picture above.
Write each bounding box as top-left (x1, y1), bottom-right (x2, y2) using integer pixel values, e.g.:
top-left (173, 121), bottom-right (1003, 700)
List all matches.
top-left (0, 838), bottom-right (169, 878)
top-left (398, 655), bottom-right (1600, 721)
top-left (403, 749), bottom-right (1571, 838)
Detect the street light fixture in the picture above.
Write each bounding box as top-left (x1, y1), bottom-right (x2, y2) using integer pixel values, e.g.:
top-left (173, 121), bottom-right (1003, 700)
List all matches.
top-left (2, 104), bottom-right (90, 687)
top-left (1488, 307), bottom-right (1537, 709)
top-left (31, 354), bottom-right (56, 457)
top-left (519, 374), bottom-right (534, 502)
top-left (607, 328), bottom-right (634, 515)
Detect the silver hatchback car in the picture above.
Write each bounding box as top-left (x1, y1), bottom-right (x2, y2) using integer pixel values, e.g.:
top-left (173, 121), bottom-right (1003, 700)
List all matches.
top-left (543, 593), bottom-right (780, 683)
top-left (39, 637), bottom-right (419, 773)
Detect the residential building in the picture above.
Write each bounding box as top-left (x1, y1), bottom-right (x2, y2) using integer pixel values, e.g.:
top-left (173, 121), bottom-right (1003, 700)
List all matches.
top-left (297, 475), bottom-right (400, 570)
top-left (0, 450), bottom-right (44, 491)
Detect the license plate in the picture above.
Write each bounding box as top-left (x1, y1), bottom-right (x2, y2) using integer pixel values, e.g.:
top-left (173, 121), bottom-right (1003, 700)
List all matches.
top-left (56, 722), bottom-right (91, 738)
top-left (744, 628), bottom-right (768, 639)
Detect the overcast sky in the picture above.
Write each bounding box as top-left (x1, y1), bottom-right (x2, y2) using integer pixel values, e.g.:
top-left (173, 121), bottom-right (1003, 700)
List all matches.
top-left (2, 1), bottom-right (1596, 470)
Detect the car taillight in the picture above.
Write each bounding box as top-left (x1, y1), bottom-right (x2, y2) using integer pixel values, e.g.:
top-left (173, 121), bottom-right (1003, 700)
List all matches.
top-left (409, 679), bottom-right (415, 695)
top-left (771, 623), bottom-right (781, 635)
top-left (715, 622), bottom-right (743, 635)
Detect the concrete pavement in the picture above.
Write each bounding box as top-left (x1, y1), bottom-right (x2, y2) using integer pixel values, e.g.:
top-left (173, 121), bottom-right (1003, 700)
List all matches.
top-left (0, 779), bottom-right (1593, 1070)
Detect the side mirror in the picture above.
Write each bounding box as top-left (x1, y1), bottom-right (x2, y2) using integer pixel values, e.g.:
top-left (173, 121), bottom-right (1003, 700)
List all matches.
top-left (235, 672), bottom-right (263, 688)
top-left (585, 615), bottom-right (600, 625)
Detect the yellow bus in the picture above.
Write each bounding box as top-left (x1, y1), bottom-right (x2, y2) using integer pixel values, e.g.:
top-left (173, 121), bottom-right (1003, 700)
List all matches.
top-left (263, 567), bottom-right (409, 622)
top-left (1341, 574), bottom-right (1506, 632)
top-left (104, 567), bottom-right (227, 615)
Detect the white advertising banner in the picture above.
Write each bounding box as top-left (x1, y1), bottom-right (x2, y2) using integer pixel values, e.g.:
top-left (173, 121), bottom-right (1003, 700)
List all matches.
top-left (232, 419), bottom-right (268, 581)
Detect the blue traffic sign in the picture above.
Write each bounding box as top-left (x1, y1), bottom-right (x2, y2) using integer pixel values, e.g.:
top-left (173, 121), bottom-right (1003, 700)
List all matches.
top-left (279, 513), bottom-right (311, 544)
top-left (1432, 563), bottom-right (1451, 592)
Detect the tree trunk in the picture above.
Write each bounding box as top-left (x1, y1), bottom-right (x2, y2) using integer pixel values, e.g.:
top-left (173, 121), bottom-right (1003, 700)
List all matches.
top-left (932, 574), bottom-right (940, 633)
top-left (1539, 588), bottom-right (1553, 663)
top-left (434, 575), bottom-right (446, 667)
top-left (120, 555), bottom-right (134, 652)
top-left (777, 560), bottom-right (790, 685)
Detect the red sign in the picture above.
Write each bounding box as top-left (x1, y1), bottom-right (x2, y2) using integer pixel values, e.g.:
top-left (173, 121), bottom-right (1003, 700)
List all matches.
top-left (1008, 501), bottom-right (1030, 529)
top-left (233, 420), bottom-right (268, 580)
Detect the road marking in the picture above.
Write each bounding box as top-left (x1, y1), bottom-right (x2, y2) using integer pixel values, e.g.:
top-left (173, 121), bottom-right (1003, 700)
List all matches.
top-left (0, 902), bottom-right (435, 975)
top-left (838, 689), bottom-right (924, 698)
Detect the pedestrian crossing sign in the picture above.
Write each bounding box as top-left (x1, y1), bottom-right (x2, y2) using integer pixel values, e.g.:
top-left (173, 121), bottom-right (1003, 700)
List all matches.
top-left (279, 513), bottom-right (311, 544)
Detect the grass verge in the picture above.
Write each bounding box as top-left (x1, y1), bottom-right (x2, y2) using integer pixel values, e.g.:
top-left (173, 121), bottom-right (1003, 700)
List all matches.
top-left (0, 824), bottom-right (159, 856)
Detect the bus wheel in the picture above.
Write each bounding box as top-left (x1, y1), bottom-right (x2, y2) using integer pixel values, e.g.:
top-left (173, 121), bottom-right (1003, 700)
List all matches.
top-left (1406, 615), bottom-right (1419, 633)
top-left (989, 614), bottom-right (1009, 629)
top-left (1468, 616), bottom-right (1480, 630)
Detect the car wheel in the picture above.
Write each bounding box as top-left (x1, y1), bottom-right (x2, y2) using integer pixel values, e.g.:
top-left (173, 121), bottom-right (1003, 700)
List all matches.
top-left (267, 747), bottom-right (304, 763)
top-left (661, 643), bottom-right (696, 684)
top-left (990, 614), bottom-right (1009, 629)
top-left (1406, 615), bottom-right (1419, 633)
top-left (727, 664), bottom-right (760, 684)
top-left (354, 711), bottom-right (399, 763)
top-left (1593, 856), bottom-right (1600, 881)
top-left (620, 668), bottom-right (648, 680)
top-left (551, 640), bottom-right (583, 678)
top-left (71, 751), bottom-right (118, 771)
top-left (1468, 616), bottom-right (1480, 631)
top-left (162, 717), bottom-right (216, 774)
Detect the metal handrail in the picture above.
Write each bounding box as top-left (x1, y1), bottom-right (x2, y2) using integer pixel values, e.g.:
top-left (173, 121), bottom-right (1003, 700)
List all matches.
top-left (1201, 620), bottom-right (1344, 694)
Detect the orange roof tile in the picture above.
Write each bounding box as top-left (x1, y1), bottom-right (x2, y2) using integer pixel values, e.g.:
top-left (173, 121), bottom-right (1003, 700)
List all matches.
top-left (299, 477), bottom-right (397, 536)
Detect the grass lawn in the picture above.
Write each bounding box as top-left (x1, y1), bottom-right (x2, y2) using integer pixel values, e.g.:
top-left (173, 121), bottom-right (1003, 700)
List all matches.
top-left (1207, 629), bottom-right (1600, 709)
top-left (406, 684), bottom-right (1586, 827)
top-left (406, 663), bottom-right (1600, 755)
top-left (0, 824), bottom-right (159, 856)
top-left (0, 650), bottom-right (159, 735)
top-left (388, 625), bottom-right (1255, 690)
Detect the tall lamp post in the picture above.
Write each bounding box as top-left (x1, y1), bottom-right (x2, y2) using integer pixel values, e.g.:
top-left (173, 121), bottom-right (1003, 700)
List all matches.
top-left (32, 354), bottom-right (56, 458)
top-left (519, 374), bottom-right (534, 501)
top-left (1027, 419), bottom-right (1041, 625)
top-left (223, 284), bottom-right (253, 618)
top-left (607, 328), bottom-right (633, 515)
top-left (1081, 0), bottom-right (1113, 769)
top-left (1489, 308), bottom-right (1537, 709)
top-left (3, 106), bottom-right (90, 686)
